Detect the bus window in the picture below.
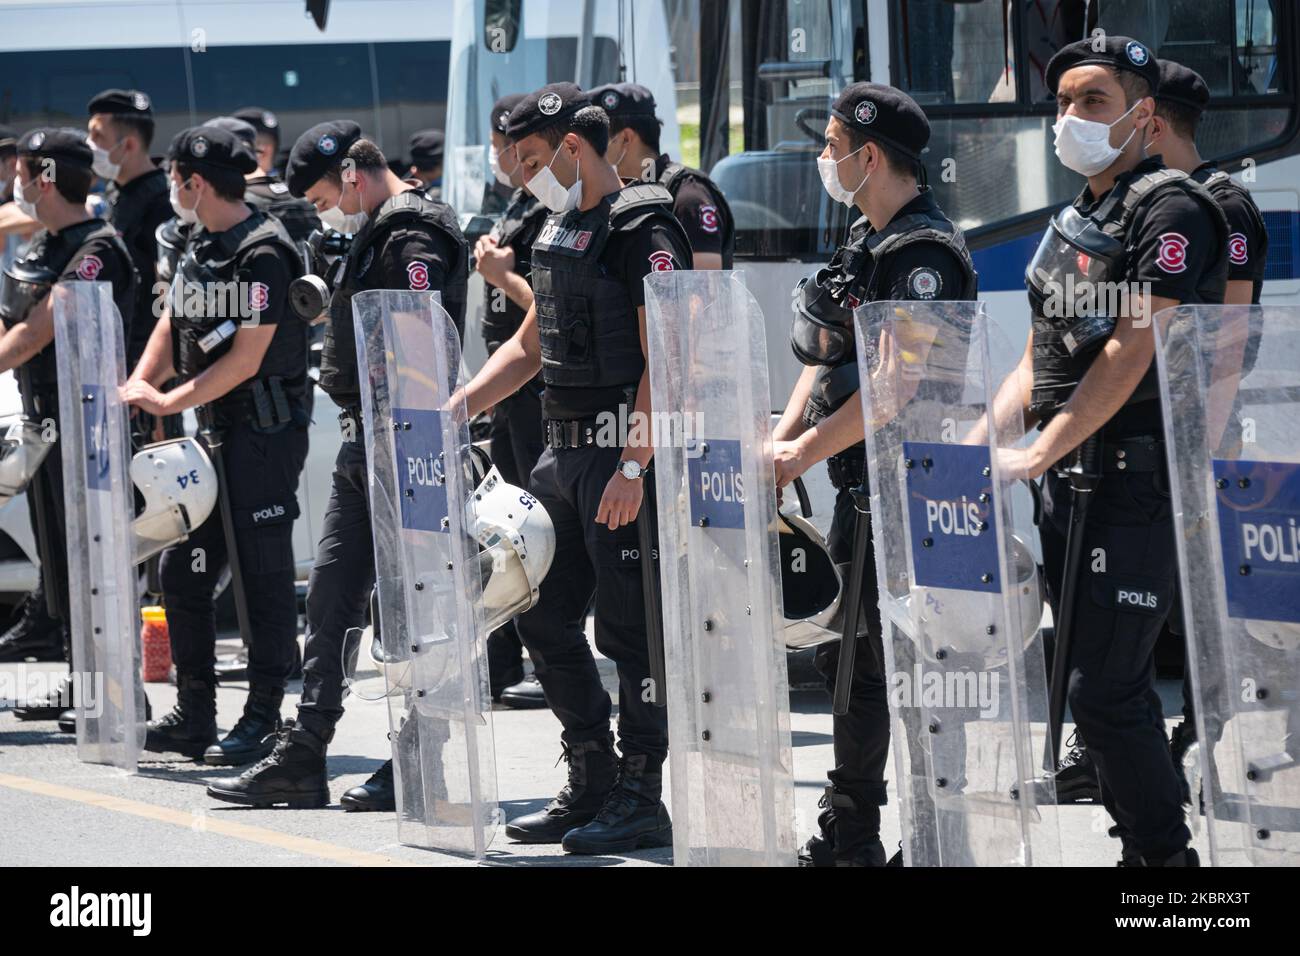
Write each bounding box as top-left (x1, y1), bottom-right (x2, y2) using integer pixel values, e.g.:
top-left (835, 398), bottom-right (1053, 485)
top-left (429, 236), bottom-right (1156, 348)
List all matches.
top-left (892, 0), bottom-right (1019, 105)
top-left (485, 0), bottom-right (522, 54)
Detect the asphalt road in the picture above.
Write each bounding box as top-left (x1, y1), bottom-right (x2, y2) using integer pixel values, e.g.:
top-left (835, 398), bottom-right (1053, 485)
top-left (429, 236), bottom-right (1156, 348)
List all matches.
top-left (0, 627), bottom-right (1208, 868)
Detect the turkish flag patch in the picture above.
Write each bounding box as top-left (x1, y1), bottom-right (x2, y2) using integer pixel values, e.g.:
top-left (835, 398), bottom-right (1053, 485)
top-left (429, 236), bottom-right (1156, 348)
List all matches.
top-left (407, 261), bottom-right (431, 291)
top-left (700, 204), bottom-right (719, 234)
top-left (1228, 232), bottom-right (1249, 266)
top-left (1155, 232), bottom-right (1189, 274)
top-left (247, 281), bottom-right (270, 313)
top-left (75, 255), bottom-right (103, 281)
top-left (648, 250), bottom-right (675, 272)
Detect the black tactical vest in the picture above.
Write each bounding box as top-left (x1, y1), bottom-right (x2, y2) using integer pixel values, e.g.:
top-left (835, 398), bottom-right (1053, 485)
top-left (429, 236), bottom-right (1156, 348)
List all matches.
top-left (531, 182), bottom-right (688, 397)
top-left (482, 187), bottom-right (548, 351)
top-left (0, 219), bottom-right (134, 394)
top-left (169, 211), bottom-right (300, 387)
top-left (1026, 165), bottom-right (1229, 423)
top-left (321, 190), bottom-right (469, 405)
top-left (245, 175), bottom-right (322, 250)
top-left (659, 159), bottom-right (736, 269)
top-left (800, 200), bottom-right (978, 430)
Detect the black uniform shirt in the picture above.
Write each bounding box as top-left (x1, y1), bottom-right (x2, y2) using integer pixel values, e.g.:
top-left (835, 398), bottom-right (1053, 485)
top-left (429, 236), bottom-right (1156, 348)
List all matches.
top-left (1194, 163), bottom-right (1268, 301)
top-left (362, 222), bottom-right (459, 305)
top-left (106, 166), bottom-right (172, 359)
top-left (654, 155), bottom-right (728, 262)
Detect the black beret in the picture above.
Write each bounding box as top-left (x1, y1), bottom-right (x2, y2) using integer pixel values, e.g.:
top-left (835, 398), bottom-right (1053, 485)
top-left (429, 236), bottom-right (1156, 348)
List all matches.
top-left (505, 83), bottom-right (589, 141)
top-left (1156, 59), bottom-right (1210, 113)
top-left (0, 125), bottom-right (17, 154)
top-left (231, 107), bottom-right (280, 137)
top-left (590, 82), bottom-right (658, 119)
top-left (830, 82), bottom-right (929, 160)
top-left (1045, 36), bottom-right (1160, 98)
top-left (168, 124), bottom-right (259, 175)
top-left (17, 127), bottom-right (94, 169)
top-left (408, 128), bottom-right (444, 168)
top-left (491, 93), bottom-right (527, 136)
top-left (285, 120), bottom-right (362, 197)
top-left (87, 88), bottom-right (153, 117)
top-left (204, 116), bottom-right (259, 152)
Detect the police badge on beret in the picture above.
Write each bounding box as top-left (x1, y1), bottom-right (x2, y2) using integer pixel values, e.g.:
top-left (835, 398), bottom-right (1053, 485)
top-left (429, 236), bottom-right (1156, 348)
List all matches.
top-left (538, 92), bottom-right (563, 116)
top-left (29, 131), bottom-right (45, 149)
top-left (855, 100), bottom-right (877, 125)
top-left (133, 92), bottom-right (151, 112)
top-left (262, 111), bottom-right (278, 129)
top-left (908, 266), bottom-right (941, 300)
top-left (318, 134), bottom-right (338, 155)
top-left (1125, 41), bottom-right (1149, 66)
top-left (191, 136), bottom-right (209, 158)
top-left (601, 90), bottom-right (620, 111)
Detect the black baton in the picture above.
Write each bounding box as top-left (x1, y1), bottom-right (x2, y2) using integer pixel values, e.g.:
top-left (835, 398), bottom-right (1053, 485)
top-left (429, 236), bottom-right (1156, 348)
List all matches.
top-left (198, 405), bottom-right (253, 647)
top-left (1044, 433), bottom-right (1103, 773)
top-left (637, 475), bottom-right (667, 708)
top-left (833, 484), bottom-right (878, 717)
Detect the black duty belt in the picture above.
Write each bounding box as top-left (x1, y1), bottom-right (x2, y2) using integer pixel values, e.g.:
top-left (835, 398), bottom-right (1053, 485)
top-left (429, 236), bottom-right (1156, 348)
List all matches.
top-left (1054, 435), bottom-right (1164, 476)
top-left (826, 452), bottom-right (866, 491)
top-left (544, 418), bottom-right (601, 449)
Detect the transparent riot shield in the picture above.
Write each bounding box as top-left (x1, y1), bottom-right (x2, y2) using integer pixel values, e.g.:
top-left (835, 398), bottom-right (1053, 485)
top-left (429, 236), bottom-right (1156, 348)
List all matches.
top-left (854, 300), bottom-right (1059, 866)
top-left (1156, 304), bottom-right (1300, 866)
top-left (351, 289), bottom-right (498, 858)
top-left (646, 270), bottom-right (796, 866)
top-left (52, 281), bottom-right (146, 770)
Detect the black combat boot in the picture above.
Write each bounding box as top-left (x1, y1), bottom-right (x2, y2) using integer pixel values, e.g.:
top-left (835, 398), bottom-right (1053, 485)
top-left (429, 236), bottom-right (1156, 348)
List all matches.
top-left (205, 719), bottom-right (331, 808)
top-left (1169, 720), bottom-right (1196, 806)
top-left (499, 673), bottom-right (548, 710)
top-left (144, 673), bottom-right (218, 759)
top-left (561, 752), bottom-right (673, 855)
top-left (13, 672), bottom-right (74, 720)
top-left (799, 786), bottom-right (887, 867)
top-left (1048, 730), bottom-right (1102, 803)
top-left (202, 685), bottom-right (284, 766)
top-left (0, 591), bottom-right (65, 663)
top-left (505, 734), bottom-right (618, 843)
top-left (340, 759), bottom-right (396, 812)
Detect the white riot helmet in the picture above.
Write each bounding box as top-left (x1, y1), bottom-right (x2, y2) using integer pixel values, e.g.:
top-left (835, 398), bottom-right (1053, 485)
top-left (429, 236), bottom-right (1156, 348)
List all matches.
top-left (780, 508), bottom-right (845, 649)
top-left (908, 533), bottom-right (1044, 670)
top-left (0, 418), bottom-right (53, 506)
top-left (132, 438), bottom-right (219, 565)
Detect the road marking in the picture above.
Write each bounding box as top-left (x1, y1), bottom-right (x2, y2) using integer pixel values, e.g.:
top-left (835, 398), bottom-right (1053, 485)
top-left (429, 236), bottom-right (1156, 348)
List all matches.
top-left (0, 772), bottom-right (420, 866)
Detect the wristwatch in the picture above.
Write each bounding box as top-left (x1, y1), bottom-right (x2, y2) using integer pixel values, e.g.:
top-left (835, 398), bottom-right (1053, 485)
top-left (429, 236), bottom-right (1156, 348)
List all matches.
top-left (618, 459), bottom-right (643, 480)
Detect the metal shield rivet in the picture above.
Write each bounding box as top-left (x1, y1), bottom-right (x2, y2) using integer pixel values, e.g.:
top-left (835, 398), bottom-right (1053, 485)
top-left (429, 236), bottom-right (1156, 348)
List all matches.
top-left (701, 730), bottom-right (711, 741)
top-left (701, 691), bottom-right (711, 703)
top-left (414, 582), bottom-right (424, 591)
top-left (1216, 478), bottom-right (1228, 489)
top-left (981, 572), bottom-right (993, 583)
top-left (1239, 477), bottom-right (1250, 488)
top-left (922, 537), bottom-right (933, 548)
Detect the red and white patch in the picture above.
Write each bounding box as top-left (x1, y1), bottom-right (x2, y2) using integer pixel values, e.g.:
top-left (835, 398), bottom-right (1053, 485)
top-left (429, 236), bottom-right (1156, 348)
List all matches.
top-left (1076, 251), bottom-right (1092, 276)
top-left (407, 261), bottom-right (430, 291)
top-left (845, 292), bottom-right (862, 310)
top-left (700, 204), bottom-right (720, 234)
top-left (247, 281), bottom-right (270, 313)
top-left (573, 230), bottom-right (592, 252)
top-left (1228, 232), bottom-right (1249, 266)
top-left (648, 250), bottom-right (675, 273)
top-left (75, 255), bottom-right (103, 281)
top-left (1155, 232), bottom-right (1189, 274)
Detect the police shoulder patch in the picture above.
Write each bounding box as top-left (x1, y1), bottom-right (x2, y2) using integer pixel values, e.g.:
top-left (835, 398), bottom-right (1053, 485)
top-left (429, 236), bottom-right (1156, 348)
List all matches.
top-left (699, 204), bottom-right (720, 234)
top-left (907, 266), bottom-right (941, 300)
top-left (407, 259), bottom-right (431, 291)
top-left (648, 250), bottom-right (675, 272)
top-left (75, 254), bottom-right (104, 281)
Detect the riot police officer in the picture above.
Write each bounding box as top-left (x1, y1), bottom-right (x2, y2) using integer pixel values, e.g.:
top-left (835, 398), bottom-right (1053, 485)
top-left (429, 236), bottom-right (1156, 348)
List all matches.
top-left (592, 82), bottom-right (735, 270)
top-left (206, 120), bottom-right (469, 811)
top-left (771, 84), bottom-right (978, 866)
top-left (462, 83), bottom-right (692, 854)
top-left (206, 116), bottom-right (321, 247)
top-left (407, 128), bottom-right (444, 200)
top-left (985, 37), bottom-right (1228, 866)
top-left (231, 106), bottom-right (284, 178)
top-left (0, 128), bottom-right (135, 700)
top-left (121, 125), bottom-right (309, 765)
top-left (474, 92), bottom-right (549, 709)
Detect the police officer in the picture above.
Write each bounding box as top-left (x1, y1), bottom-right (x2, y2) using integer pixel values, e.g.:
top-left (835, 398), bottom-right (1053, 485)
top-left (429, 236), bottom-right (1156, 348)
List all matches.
top-left (231, 106), bottom-right (283, 178)
top-left (205, 120), bottom-right (469, 811)
top-left (207, 116), bottom-right (322, 247)
top-left (461, 84), bottom-right (692, 854)
top-left (0, 129), bottom-right (135, 698)
top-left (407, 128), bottom-right (444, 199)
top-left (121, 125), bottom-right (309, 765)
top-left (985, 37), bottom-right (1228, 866)
top-left (592, 82), bottom-right (735, 270)
top-left (771, 84), bottom-right (978, 866)
top-left (473, 93), bottom-right (549, 709)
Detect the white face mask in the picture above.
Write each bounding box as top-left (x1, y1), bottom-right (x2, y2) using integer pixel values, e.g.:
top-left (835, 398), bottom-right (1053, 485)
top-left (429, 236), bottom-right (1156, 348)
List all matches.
top-left (92, 140), bottom-right (123, 181)
top-left (1053, 101), bottom-right (1140, 177)
top-left (526, 142), bottom-right (582, 214)
top-left (14, 178), bottom-right (40, 219)
top-left (319, 204), bottom-right (367, 234)
top-left (490, 145), bottom-right (517, 188)
top-left (607, 135), bottom-right (628, 176)
top-left (169, 178), bottom-right (200, 225)
top-left (817, 143), bottom-right (868, 205)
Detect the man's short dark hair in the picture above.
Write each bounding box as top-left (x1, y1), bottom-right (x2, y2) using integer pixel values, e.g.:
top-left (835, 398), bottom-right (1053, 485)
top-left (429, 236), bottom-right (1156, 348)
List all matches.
top-left (321, 138), bottom-right (388, 187)
top-left (174, 160), bottom-right (246, 202)
top-left (1156, 100), bottom-right (1201, 140)
top-left (22, 158), bottom-right (93, 204)
top-left (1115, 69), bottom-right (1155, 107)
top-left (535, 106), bottom-right (610, 155)
top-left (844, 126), bottom-right (920, 180)
top-left (609, 114), bottom-right (661, 153)
top-left (106, 113), bottom-right (155, 149)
